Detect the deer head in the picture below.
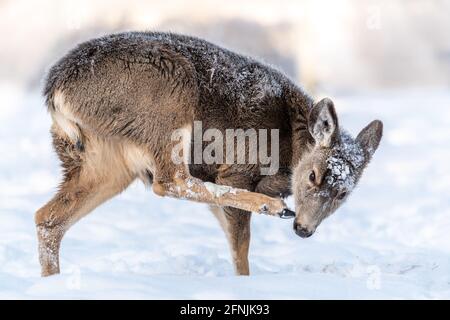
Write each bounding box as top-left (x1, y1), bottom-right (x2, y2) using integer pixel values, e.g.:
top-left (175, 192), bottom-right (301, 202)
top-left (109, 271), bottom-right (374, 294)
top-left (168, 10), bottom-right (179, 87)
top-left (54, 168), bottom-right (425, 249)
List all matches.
top-left (292, 98), bottom-right (383, 238)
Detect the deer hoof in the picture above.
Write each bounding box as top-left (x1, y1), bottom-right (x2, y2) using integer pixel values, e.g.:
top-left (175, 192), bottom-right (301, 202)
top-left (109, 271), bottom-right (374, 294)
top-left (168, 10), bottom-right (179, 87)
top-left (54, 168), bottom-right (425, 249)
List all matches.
top-left (279, 208), bottom-right (295, 219)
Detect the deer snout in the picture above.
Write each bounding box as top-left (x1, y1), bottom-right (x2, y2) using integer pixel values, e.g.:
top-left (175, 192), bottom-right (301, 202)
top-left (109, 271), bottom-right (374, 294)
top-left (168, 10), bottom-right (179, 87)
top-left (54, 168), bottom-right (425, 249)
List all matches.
top-left (293, 220), bottom-right (314, 238)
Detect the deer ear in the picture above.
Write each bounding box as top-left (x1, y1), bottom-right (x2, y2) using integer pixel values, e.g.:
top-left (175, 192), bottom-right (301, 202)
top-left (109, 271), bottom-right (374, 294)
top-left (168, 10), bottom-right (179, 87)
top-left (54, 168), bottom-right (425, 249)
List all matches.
top-left (308, 98), bottom-right (339, 147)
top-left (356, 120), bottom-right (383, 157)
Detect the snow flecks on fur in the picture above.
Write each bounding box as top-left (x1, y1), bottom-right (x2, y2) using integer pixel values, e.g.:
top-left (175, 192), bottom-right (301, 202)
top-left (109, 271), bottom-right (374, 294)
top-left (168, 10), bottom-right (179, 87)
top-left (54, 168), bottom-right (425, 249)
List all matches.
top-left (37, 225), bottom-right (60, 270)
top-left (326, 131), bottom-right (365, 191)
top-left (126, 31), bottom-right (288, 108)
top-left (204, 182), bottom-right (237, 198)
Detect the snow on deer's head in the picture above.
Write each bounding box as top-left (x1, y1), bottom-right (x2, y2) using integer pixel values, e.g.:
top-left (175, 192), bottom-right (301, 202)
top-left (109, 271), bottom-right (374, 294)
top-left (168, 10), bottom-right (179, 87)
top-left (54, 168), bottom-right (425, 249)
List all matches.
top-left (292, 98), bottom-right (383, 238)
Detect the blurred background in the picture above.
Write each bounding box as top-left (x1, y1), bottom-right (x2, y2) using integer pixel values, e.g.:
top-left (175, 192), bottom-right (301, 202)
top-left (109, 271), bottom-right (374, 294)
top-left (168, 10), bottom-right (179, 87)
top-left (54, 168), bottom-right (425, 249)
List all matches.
top-left (0, 0), bottom-right (449, 298)
top-left (1, 0), bottom-right (450, 92)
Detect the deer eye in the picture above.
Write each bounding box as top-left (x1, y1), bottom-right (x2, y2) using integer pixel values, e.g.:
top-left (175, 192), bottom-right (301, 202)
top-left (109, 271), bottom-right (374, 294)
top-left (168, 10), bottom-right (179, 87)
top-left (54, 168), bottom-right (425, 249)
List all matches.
top-left (337, 191), bottom-right (347, 200)
top-left (309, 171), bottom-right (316, 183)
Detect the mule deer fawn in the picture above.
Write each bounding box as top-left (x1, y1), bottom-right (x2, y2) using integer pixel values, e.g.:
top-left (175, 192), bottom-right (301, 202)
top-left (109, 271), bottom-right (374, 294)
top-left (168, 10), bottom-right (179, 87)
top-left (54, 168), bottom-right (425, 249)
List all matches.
top-left (36, 32), bottom-right (382, 276)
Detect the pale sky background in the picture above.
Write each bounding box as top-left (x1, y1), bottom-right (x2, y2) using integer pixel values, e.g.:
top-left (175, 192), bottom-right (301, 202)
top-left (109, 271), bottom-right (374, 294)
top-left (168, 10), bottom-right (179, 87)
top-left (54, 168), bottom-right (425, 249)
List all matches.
top-left (1, 0), bottom-right (449, 93)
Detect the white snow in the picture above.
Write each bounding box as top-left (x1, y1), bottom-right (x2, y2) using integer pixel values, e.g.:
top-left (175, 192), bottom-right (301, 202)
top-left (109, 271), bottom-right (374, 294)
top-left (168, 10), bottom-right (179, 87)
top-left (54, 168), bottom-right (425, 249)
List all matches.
top-left (204, 182), bottom-right (237, 198)
top-left (0, 85), bottom-right (449, 299)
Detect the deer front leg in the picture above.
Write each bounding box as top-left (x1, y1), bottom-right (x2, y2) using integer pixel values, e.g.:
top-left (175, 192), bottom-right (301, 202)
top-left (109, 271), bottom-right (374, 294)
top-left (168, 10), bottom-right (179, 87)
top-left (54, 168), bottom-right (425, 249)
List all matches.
top-left (153, 174), bottom-right (294, 218)
top-left (255, 168), bottom-right (292, 198)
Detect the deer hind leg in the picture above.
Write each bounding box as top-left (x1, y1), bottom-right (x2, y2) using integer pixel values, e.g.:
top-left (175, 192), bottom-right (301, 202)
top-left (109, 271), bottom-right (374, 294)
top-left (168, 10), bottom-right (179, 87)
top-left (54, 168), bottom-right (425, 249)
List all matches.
top-left (35, 129), bottom-right (134, 276)
top-left (150, 127), bottom-right (293, 218)
top-left (154, 173), bottom-right (291, 216)
top-left (35, 176), bottom-right (127, 276)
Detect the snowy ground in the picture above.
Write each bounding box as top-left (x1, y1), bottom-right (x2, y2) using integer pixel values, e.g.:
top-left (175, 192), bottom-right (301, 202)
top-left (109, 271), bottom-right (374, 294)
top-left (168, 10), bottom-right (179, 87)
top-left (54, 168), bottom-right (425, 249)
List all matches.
top-left (0, 83), bottom-right (449, 299)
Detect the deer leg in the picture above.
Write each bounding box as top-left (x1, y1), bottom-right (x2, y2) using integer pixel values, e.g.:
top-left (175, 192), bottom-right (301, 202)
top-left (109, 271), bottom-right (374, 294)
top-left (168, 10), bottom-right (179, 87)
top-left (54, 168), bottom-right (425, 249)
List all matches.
top-left (36, 181), bottom-right (93, 277)
top-left (148, 123), bottom-right (294, 217)
top-left (35, 173), bottom-right (131, 276)
top-left (209, 170), bottom-right (256, 275)
top-left (35, 130), bottom-right (134, 276)
top-left (211, 205), bottom-right (251, 275)
top-left (152, 171), bottom-right (293, 217)
top-left (255, 168), bottom-right (292, 198)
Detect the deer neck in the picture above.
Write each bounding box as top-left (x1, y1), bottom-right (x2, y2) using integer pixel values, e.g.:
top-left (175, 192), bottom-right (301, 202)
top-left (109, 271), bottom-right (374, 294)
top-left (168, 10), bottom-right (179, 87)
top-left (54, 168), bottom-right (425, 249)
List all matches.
top-left (284, 85), bottom-right (314, 168)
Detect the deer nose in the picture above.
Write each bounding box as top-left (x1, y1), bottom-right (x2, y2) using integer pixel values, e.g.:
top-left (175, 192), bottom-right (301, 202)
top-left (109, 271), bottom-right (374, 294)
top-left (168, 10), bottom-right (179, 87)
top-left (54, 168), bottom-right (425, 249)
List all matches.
top-left (293, 221), bottom-right (313, 238)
